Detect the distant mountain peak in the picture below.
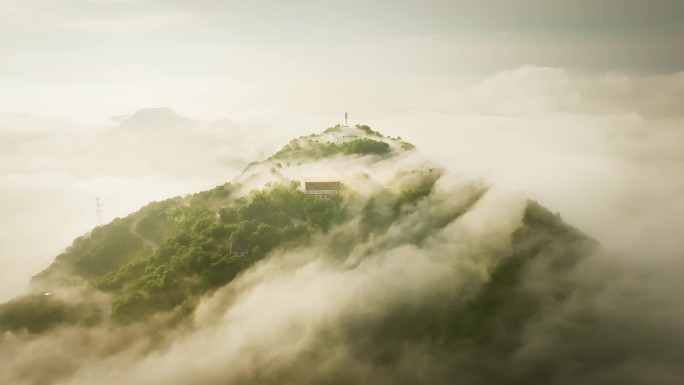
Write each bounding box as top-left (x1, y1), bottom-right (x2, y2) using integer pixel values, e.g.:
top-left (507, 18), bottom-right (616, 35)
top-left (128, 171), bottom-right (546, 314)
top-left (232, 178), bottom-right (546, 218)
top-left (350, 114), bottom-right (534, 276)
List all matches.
top-left (129, 107), bottom-right (181, 118)
top-left (115, 107), bottom-right (195, 133)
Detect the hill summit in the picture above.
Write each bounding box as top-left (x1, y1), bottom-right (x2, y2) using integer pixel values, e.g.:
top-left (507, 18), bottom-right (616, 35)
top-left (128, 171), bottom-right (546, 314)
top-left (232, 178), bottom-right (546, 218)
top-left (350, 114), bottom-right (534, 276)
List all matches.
top-left (1, 124), bottom-right (597, 385)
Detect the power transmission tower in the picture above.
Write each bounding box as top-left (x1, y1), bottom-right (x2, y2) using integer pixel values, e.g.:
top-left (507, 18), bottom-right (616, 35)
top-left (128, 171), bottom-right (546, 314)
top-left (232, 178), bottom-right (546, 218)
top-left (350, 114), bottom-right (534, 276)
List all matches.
top-left (95, 197), bottom-right (103, 226)
top-left (345, 112), bottom-right (348, 127)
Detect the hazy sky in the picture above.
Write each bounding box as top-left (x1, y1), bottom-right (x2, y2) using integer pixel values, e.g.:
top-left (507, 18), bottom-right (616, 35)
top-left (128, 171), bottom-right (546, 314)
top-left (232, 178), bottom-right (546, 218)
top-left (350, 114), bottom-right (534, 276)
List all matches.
top-left (1, 1), bottom-right (683, 300)
top-left (2, 0), bottom-right (684, 123)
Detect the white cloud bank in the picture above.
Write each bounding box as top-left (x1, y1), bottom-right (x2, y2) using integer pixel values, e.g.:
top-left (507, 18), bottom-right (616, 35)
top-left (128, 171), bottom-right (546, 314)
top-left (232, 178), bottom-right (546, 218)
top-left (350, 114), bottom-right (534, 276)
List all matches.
top-left (376, 66), bottom-right (684, 260)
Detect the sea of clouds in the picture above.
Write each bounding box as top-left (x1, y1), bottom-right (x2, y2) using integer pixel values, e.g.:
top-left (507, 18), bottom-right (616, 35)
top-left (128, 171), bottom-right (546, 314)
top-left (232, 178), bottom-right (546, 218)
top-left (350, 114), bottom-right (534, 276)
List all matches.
top-left (1, 66), bottom-right (683, 384)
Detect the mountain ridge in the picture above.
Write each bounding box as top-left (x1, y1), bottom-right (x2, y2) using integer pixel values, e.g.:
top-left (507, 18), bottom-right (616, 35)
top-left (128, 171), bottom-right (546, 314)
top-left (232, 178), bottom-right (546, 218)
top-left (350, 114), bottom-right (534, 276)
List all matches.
top-left (0, 124), bottom-right (598, 385)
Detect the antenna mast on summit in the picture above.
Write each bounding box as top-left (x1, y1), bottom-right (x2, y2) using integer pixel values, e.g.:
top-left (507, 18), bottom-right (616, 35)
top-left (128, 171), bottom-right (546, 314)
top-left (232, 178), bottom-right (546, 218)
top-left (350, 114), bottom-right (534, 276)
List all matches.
top-left (95, 197), bottom-right (103, 226)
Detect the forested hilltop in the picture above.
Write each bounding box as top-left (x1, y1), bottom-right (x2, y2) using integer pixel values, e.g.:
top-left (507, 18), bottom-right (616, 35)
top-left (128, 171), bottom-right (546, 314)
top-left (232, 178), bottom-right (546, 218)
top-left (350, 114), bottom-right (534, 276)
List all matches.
top-left (0, 125), bottom-right (599, 385)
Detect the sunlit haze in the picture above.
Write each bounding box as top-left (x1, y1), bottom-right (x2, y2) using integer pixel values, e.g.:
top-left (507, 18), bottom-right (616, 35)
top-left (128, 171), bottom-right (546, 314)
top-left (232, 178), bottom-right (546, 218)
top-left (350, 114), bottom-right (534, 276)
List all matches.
top-left (1, 1), bottom-right (683, 384)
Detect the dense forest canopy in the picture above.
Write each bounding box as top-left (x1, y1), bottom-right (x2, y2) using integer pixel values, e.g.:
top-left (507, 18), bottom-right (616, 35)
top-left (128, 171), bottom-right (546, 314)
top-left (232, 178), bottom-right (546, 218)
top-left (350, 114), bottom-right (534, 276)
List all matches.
top-left (24, 182), bottom-right (351, 326)
top-left (14, 165), bottom-right (447, 330)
